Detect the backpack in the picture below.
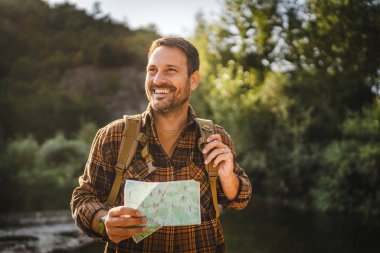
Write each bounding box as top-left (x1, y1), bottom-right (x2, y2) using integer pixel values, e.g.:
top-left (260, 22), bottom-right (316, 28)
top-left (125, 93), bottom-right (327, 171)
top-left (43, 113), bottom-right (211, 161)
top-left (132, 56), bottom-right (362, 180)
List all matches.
top-left (106, 114), bottom-right (220, 218)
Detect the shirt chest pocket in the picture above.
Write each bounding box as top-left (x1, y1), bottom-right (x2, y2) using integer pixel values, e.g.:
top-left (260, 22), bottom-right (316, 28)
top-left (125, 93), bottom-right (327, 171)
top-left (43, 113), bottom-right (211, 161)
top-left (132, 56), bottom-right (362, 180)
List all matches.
top-left (123, 159), bottom-right (153, 181)
top-left (123, 159), bottom-right (184, 182)
top-left (188, 162), bottom-right (208, 182)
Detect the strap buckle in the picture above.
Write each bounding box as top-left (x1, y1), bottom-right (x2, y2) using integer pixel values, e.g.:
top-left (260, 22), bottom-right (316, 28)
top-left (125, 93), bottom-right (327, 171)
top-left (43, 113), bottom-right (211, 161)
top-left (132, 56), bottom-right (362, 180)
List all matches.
top-left (136, 132), bottom-right (147, 144)
top-left (141, 142), bottom-right (156, 174)
top-left (208, 167), bottom-right (218, 178)
top-left (147, 162), bottom-right (156, 174)
top-left (115, 162), bottom-right (124, 175)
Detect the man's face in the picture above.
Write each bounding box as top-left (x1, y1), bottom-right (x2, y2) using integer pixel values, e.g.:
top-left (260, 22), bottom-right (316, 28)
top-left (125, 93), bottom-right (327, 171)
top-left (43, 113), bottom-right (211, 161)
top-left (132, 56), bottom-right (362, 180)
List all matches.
top-left (145, 46), bottom-right (197, 115)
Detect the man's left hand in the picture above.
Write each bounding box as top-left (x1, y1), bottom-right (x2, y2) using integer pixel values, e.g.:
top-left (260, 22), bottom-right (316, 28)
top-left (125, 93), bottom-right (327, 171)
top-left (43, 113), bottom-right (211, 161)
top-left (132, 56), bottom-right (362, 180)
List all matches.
top-left (202, 134), bottom-right (234, 180)
top-left (203, 133), bottom-right (239, 200)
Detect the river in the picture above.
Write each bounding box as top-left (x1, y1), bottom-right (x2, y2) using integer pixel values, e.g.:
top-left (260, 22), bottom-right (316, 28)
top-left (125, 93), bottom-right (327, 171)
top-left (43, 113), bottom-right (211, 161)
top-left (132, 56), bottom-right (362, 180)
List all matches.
top-left (0, 201), bottom-right (379, 253)
top-left (0, 210), bottom-right (100, 253)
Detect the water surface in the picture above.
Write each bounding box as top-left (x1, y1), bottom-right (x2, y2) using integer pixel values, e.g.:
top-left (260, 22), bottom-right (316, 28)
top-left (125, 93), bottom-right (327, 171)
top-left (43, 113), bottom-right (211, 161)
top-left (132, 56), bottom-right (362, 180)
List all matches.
top-left (1, 201), bottom-right (379, 253)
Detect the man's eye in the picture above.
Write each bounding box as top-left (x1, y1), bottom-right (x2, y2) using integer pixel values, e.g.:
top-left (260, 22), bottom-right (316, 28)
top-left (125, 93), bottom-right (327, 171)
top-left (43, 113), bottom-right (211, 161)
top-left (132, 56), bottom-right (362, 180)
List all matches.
top-left (147, 68), bottom-right (156, 73)
top-left (168, 68), bottom-right (177, 72)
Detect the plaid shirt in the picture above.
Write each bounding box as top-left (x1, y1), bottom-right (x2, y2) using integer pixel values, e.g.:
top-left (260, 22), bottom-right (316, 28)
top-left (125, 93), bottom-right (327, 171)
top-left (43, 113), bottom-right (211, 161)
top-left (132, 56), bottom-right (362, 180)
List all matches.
top-left (71, 105), bottom-right (252, 253)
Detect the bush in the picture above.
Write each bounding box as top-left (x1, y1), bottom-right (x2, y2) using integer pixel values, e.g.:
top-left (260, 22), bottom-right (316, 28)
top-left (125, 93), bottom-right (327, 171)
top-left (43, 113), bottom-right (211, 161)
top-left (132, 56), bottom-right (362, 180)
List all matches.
top-left (313, 102), bottom-right (380, 222)
top-left (0, 131), bottom-right (91, 212)
top-left (0, 135), bottom-right (39, 212)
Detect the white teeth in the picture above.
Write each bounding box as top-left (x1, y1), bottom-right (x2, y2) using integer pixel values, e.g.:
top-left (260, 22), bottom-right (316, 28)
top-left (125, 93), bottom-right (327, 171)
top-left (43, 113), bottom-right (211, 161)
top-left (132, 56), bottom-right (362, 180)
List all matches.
top-left (155, 89), bottom-right (170, 94)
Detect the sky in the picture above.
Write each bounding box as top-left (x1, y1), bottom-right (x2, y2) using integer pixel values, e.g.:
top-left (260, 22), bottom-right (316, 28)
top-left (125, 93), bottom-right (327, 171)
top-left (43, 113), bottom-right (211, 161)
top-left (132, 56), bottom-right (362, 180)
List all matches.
top-left (43, 0), bottom-right (221, 36)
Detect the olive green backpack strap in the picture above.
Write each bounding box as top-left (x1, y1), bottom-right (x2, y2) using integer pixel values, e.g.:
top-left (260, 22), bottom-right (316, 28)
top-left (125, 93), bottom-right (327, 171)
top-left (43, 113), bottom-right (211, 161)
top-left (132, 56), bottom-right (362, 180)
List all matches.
top-left (196, 118), bottom-right (220, 218)
top-left (106, 114), bottom-right (142, 207)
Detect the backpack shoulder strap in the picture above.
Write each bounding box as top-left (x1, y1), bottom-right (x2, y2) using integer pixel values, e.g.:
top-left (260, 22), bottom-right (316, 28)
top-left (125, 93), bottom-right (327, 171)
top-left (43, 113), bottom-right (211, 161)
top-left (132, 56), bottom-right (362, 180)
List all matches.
top-left (106, 114), bottom-right (142, 207)
top-left (195, 118), bottom-right (220, 218)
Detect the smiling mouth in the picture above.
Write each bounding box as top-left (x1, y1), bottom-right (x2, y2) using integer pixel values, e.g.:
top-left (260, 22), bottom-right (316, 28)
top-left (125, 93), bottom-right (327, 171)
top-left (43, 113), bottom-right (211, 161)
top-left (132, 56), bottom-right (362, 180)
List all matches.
top-left (154, 88), bottom-right (171, 94)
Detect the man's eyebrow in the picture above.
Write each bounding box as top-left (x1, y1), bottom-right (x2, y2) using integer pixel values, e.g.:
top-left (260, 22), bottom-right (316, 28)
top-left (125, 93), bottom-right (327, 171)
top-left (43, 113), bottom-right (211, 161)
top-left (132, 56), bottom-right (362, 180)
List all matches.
top-left (147, 64), bottom-right (179, 69)
top-left (166, 64), bottom-right (181, 69)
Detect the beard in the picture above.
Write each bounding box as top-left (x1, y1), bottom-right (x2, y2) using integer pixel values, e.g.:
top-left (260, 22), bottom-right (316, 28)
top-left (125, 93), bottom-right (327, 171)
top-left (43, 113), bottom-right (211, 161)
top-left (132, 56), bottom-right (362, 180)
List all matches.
top-left (147, 80), bottom-right (191, 116)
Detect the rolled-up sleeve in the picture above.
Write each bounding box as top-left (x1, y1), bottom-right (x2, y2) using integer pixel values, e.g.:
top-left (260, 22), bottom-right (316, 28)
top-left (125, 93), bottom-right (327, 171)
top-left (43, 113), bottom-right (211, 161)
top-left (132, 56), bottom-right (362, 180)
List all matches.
top-left (214, 125), bottom-right (252, 210)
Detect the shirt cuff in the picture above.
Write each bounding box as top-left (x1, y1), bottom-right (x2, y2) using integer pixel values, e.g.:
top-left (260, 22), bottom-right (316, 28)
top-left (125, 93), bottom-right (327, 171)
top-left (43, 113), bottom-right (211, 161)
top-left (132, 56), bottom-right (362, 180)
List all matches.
top-left (217, 175), bottom-right (243, 205)
top-left (79, 201), bottom-right (109, 238)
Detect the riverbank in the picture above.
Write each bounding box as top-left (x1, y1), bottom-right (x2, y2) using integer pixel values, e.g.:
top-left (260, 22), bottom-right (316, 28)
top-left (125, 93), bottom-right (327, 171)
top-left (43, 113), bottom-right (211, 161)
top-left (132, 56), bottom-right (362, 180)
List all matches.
top-left (0, 210), bottom-right (97, 253)
top-left (1, 201), bottom-right (380, 253)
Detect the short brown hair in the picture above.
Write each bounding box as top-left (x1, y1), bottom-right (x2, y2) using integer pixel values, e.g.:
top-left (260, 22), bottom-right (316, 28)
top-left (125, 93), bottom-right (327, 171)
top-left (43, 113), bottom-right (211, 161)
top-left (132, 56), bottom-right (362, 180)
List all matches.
top-left (148, 37), bottom-right (200, 76)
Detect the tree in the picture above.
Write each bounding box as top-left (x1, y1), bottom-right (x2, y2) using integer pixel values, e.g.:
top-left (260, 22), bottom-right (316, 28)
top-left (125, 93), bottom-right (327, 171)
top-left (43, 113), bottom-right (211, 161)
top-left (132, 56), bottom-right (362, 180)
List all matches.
top-left (214, 0), bottom-right (283, 72)
top-left (190, 0), bottom-right (380, 217)
top-left (313, 101), bottom-right (380, 221)
top-left (284, 0), bottom-right (380, 142)
top-left (0, 0), bottom-right (159, 141)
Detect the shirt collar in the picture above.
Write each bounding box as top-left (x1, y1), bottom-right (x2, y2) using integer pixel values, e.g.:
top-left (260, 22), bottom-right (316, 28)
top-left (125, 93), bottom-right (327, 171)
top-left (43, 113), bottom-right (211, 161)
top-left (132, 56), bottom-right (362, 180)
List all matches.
top-left (141, 103), bottom-right (197, 130)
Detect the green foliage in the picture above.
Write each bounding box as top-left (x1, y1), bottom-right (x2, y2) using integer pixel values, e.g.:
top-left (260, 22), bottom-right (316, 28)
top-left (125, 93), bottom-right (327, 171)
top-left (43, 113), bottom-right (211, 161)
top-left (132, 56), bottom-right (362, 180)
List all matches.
top-left (214, 0), bottom-right (281, 71)
top-left (29, 133), bottom-right (89, 210)
top-left (0, 0), bottom-right (378, 225)
top-left (204, 61), bottom-right (290, 151)
top-left (0, 0), bottom-right (159, 141)
top-left (191, 0), bottom-right (380, 221)
top-left (197, 60), bottom-right (320, 203)
top-left (0, 136), bottom-right (39, 210)
top-left (6, 135), bottom-right (39, 170)
top-left (75, 121), bottom-right (99, 144)
top-left (282, 0), bottom-right (379, 142)
top-left (0, 129), bottom-right (92, 212)
top-left (313, 102), bottom-right (380, 220)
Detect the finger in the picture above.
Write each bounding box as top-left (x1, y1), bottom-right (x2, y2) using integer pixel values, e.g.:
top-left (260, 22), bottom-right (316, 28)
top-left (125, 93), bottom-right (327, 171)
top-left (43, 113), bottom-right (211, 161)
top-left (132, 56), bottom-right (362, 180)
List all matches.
top-left (204, 147), bottom-right (227, 164)
top-left (213, 152), bottom-right (233, 167)
top-left (107, 226), bottom-right (148, 237)
top-left (206, 134), bottom-right (222, 143)
top-left (108, 235), bottom-right (127, 243)
top-left (203, 140), bottom-right (225, 154)
top-left (108, 206), bottom-right (141, 217)
top-left (107, 216), bottom-right (147, 227)
top-left (108, 234), bottom-right (134, 244)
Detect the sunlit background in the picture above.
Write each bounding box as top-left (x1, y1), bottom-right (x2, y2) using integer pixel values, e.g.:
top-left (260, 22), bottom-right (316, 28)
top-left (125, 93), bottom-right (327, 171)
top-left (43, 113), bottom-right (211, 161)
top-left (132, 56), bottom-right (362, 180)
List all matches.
top-left (0, 0), bottom-right (379, 252)
top-left (44, 0), bottom-right (221, 36)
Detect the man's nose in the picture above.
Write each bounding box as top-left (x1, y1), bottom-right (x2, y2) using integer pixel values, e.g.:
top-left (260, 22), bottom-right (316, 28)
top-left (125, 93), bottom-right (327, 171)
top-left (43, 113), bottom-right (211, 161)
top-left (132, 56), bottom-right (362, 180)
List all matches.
top-left (153, 70), bottom-right (167, 85)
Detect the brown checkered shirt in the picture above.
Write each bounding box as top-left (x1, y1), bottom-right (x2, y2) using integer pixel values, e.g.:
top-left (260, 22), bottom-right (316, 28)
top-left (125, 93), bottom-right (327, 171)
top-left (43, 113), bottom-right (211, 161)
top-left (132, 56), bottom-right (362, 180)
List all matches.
top-left (71, 105), bottom-right (252, 253)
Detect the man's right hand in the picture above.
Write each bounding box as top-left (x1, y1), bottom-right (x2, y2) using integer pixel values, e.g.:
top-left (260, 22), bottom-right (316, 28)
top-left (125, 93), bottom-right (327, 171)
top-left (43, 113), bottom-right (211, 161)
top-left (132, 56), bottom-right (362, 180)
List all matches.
top-left (93, 206), bottom-right (147, 243)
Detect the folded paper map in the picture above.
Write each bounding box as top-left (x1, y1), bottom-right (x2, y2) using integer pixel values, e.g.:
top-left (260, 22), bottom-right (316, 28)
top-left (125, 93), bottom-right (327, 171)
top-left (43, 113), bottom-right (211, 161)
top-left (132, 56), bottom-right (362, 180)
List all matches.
top-left (123, 180), bottom-right (201, 243)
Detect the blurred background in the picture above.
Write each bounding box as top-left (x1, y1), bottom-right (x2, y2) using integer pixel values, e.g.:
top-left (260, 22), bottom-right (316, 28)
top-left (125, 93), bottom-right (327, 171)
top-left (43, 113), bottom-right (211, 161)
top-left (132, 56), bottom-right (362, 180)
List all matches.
top-left (0, 0), bottom-right (379, 252)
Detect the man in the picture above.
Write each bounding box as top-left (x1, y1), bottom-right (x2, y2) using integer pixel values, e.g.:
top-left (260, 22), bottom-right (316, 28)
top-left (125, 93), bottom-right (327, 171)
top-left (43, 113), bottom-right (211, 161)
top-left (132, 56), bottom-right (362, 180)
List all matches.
top-left (71, 37), bottom-right (252, 252)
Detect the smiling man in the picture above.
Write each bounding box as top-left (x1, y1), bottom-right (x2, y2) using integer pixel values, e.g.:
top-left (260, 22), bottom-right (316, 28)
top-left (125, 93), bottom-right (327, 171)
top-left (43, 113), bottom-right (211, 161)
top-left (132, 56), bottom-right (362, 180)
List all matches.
top-left (146, 45), bottom-right (195, 116)
top-left (71, 37), bottom-right (252, 253)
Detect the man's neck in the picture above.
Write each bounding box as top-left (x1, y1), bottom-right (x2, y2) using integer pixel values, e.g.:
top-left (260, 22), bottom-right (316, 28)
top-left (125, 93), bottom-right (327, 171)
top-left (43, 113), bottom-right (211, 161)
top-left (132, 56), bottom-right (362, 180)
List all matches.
top-left (152, 104), bottom-right (189, 158)
top-left (153, 104), bottom-right (189, 133)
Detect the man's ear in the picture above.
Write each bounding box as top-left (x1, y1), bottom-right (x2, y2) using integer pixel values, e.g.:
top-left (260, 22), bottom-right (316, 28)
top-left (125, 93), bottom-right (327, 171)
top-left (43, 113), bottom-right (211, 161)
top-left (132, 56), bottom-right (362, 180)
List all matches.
top-left (189, 71), bottom-right (201, 91)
